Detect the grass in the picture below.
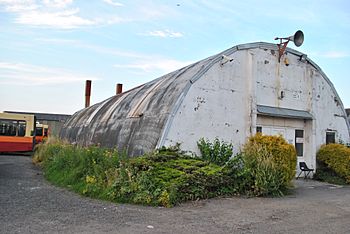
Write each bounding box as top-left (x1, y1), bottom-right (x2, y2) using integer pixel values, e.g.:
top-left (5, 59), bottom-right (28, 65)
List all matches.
top-left (33, 140), bottom-right (238, 207)
top-left (33, 136), bottom-right (299, 207)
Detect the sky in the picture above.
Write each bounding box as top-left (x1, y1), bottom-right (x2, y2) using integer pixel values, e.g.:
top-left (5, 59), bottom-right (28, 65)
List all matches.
top-left (0, 0), bottom-right (349, 115)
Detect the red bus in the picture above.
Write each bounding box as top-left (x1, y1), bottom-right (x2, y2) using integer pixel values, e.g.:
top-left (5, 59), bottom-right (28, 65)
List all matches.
top-left (35, 123), bottom-right (49, 144)
top-left (0, 113), bottom-right (36, 153)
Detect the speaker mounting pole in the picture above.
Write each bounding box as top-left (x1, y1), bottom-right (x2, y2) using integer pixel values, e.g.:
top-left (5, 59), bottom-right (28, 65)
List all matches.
top-left (275, 38), bottom-right (290, 63)
top-left (274, 30), bottom-right (304, 63)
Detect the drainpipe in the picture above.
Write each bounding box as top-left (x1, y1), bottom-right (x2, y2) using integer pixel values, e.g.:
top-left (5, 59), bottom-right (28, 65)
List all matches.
top-left (85, 80), bottom-right (91, 108)
top-left (116, 83), bottom-right (123, 95)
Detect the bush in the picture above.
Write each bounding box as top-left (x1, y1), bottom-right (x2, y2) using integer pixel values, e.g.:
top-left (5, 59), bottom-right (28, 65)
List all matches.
top-left (32, 137), bottom-right (63, 164)
top-left (316, 144), bottom-right (350, 184)
top-left (313, 164), bottom-right (347, 185)
top-left (33, 142), bottom-right (237, 207)
top-left (223, 153), bottom-right (253, 195)
top-left (36, 142), bottom-right (121, 198)
top-left (197, 138), bottom-right (233, 166)
top-left (111, 152), bottom-right (236, 207)
top-left (34, 135), bottom-right (297, 208)
top-left (240, 134), bottom-right (297, 196)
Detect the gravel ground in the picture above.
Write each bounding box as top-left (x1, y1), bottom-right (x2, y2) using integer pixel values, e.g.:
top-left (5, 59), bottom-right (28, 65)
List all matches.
top-left (1, 154), bottom-right (350, 234)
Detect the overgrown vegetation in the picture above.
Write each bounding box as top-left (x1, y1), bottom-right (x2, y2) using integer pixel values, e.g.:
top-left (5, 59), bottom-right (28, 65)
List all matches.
top-left (197, 137), bottom-right (233, 166)
top-left (315, 144), bottom-right (350, 185)
top-left (239, 134), bottom-right (297, 196)
top-left (198, 134), bottom-right (297, 196)
top-left (34, 134), bottom-right (297, 207)
top-left (34, 139), bottom-right (237, 207)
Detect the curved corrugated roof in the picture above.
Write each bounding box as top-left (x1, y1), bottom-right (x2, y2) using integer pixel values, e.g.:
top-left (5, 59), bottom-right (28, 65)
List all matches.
top-left (60, 57), bottom-right (206, 155)
top-left (60, 42), bottom-right (350, 155)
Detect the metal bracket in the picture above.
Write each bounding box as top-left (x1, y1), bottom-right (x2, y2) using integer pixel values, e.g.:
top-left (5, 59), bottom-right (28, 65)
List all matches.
top-left (275, 38), bottom-right (290, 63)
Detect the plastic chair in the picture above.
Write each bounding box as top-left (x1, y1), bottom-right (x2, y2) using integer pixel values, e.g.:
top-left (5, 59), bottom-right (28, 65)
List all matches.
top-left (296, 162), bottom-right (314, 179)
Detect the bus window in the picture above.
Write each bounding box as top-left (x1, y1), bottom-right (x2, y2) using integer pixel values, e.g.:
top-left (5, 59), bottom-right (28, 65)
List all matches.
top-left (44, 128), bottom-right (48, 137)
top-left (18, 121), bottom-right (26, 137)
top-left (9, 122), bottom-right (17, 136)
top-left (0, 121), bottom-right (6, 135)
top-left (0, 119), bottom-right (18, 136)
top-left (36, 127), bottom-right (43, 136)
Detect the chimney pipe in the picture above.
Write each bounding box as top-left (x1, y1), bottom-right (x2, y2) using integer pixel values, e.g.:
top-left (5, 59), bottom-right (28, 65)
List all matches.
top-left (116, 83), bottom-right (123, 95)
top-left (85, 80), bottom-right (91, 108)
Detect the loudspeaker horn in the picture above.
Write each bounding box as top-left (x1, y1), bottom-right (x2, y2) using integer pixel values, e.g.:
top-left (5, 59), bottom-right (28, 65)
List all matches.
top-left (288, 30), bottom-right (304, 47)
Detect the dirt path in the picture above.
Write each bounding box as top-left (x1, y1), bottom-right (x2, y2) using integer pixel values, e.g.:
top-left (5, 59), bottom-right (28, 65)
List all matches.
top-left (1, 155), bottom-right (350, 234)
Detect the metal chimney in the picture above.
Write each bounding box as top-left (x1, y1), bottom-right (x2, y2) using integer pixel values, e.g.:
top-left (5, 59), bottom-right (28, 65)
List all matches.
top-left (85, 80), bottom-right (91, 108)
top-left (116, 83), bottom-right (123, 95)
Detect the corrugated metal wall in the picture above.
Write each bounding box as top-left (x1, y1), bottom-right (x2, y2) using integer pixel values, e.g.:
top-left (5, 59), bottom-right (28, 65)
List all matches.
top-left (60, 59), bottom-right (211, 156)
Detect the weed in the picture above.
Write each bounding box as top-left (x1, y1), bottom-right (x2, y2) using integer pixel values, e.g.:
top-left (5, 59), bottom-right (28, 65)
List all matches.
top-left (197, 138), bottom-right (233, 166)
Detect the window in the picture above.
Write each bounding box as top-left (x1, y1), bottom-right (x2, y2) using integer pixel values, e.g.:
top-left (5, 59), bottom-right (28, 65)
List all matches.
top-left (326, 132), bottom-right (335, 144)
top-left (17, 121), bottom-right (26, 136)
top-left (256, 126), bottom-right (262, 133)
top-left (295, 129), bottom-right (304, 157)
top-left (0, 119), bottom-right (26, 136)
top-left (36, 127), bottom-right (43, 136)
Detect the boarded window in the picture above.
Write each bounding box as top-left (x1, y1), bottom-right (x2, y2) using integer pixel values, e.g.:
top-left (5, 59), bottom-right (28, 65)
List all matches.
top-left (326, 132), bottom-right (335, 144)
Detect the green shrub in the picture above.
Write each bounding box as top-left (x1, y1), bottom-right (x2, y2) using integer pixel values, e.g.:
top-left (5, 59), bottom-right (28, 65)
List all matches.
top-left (197, 138), bottom-right (233, 166)
top-left (109, 152), bottom-right (236, 207)
top-left (223, 153), bottom-right (253, 195)
top-left (313, 162), bottom-right (347, 185)
top-left (33, 141), bottom-right (121, 198)
top-left (316, 144), bottom-right (350, 184)
top-left (240, 134), bottom-right (297, 196)
top-left (34, 135), bottom-right (297, 207)
top-left (34, 143), bottom-right (237, 207)
top-left (32, 137), bottom-right (63, 164)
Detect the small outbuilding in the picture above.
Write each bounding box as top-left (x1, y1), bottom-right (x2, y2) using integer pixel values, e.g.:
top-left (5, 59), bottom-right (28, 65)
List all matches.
top-left (60, 42), bottom-right (350, 173)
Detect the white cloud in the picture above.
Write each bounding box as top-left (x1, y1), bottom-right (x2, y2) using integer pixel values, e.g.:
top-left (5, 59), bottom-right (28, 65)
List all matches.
top-left (15, 8), bottom-right (95, 29)
top-left (113, 58), bottom-right (192, 74)
top-left (0, 62), bottom-right (98, 86)
top-left (0, 0), bottom-right (177, 28)
top-left (0, 0), bottom-right (37, 12)
top-left (5, 3), bottom-right (39, 12)
top-left (42, 0), bottom-right (73, 8)
top-left (310, 51), bottom-right (350, 59)
top-left (320, 51), bottom-right (349, 59)
top-left (102, 0), bottom-right (123, 7)
top-left (0, 0), bottom-right (33, 4)
top-left (0, 0), bottom-right (95, 29)
top-left (141, 29), bottom-right (184, 38)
